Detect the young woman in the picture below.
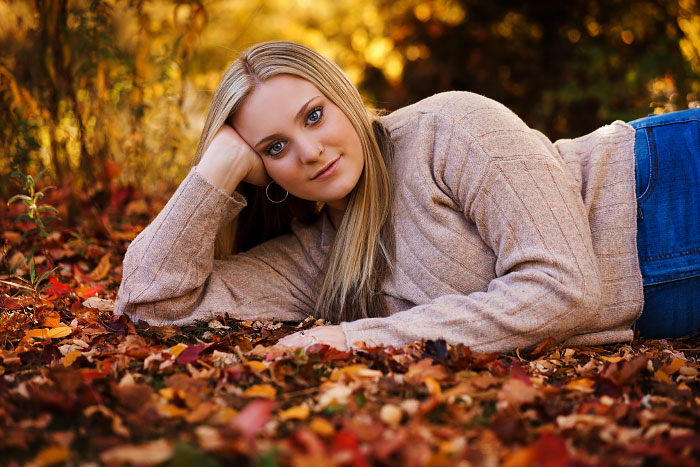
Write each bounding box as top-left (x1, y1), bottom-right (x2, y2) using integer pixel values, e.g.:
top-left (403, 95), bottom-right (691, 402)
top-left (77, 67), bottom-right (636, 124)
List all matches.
top-left (113, 41), bottom-right (700, 353)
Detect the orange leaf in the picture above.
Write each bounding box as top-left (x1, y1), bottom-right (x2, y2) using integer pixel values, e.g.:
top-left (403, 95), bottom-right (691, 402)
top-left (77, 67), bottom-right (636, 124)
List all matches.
top-left (279, 404), bottom-right (311, 421)
top-left (29, 445), bottom-right (70, 467)
top-left (653, 369), bottom-right (670, 383)
top-left (75, 285), bottom-right (102, 299)
top-left (22, 326), bottom-right (71, 342)
top-left (662, 358), bottom-right (685, 375)
top-left (564, 378), bottom-right (596, 392)
top-left (243, 384), bottom-right (277, 399)
top-left (40, 310), bottom-right (61, 328)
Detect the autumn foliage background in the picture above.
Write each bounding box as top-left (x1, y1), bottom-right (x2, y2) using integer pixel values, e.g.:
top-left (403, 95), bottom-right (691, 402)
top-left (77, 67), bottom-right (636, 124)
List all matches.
top-left (1, 1), bottom-right (700, 466)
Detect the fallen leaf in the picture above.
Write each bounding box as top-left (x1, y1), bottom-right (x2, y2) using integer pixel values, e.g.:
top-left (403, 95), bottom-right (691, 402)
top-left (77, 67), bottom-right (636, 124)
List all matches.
top-left (405, 358), bottom-right (450, 383)
top-left (27, 445), bottom-right (70, 467)
top-left (168, 343), bottom-right (188, 358)
top-left (22, 326), bottom-right (71, 342)
top-left (63, 350), bottom-right (83, 367)
top-left (564, 378), bottom-right (596, 392)
top-left (81, 297), bottom-right (115, 311)
top-left (498, 379), bottom-right (538, 407)
top-left (229, 399), bottom-right (276, 439)
top-left (99, 439), bottom-right (174, 465)
top-left (279, 404), bottom-right (311, 421)
top-left (243, 384), bottom-right (277, 399)
top-left (379, 404), bottom-right (403, 426)
top-left (88, 253), bottom-right (111, 281)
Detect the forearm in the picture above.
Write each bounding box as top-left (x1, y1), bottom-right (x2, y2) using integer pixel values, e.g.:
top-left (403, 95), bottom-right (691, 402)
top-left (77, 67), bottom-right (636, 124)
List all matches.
top-left (114, 167), bottom-right (247, 323)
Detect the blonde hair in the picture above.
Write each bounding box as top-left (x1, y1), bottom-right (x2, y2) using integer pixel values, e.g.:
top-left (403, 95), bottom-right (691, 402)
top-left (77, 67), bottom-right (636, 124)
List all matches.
top-left (191, 41), bottom-right (395, 323)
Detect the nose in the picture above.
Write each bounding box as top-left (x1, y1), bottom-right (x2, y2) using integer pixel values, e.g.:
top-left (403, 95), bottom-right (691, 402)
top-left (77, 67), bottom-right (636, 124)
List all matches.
top-left (297, 134), bottom-right (323, 164)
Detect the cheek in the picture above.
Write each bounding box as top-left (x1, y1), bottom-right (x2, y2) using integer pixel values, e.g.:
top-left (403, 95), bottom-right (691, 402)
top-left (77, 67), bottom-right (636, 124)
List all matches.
top-left (265, 159), bottom-right (297, 185)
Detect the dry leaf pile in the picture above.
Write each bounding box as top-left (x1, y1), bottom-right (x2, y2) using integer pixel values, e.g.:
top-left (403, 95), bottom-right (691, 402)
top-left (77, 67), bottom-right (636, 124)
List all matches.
top-left (1, 185), bottom-right (699, 466)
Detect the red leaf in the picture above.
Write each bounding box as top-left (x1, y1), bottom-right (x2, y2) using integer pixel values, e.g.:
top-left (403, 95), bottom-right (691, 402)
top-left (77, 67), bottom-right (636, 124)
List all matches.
top-left (176, 344), bottom-right (206, 365)
top-left (46, 278), bottom-right (71, 295)
top-left (535, 432), bottom-right (572, 467)
top-left (229, 400), bottom-right (276, 440)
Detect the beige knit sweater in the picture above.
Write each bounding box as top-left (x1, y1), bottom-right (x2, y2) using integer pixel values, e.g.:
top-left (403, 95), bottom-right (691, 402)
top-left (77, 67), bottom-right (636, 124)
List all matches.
top-left (113, 91), bottom-right (643, 353)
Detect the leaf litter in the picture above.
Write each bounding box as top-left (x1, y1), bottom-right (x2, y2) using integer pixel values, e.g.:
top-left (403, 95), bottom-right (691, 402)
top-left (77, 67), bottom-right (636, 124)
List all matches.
top-left (1, 185), bottom-right (699, 466)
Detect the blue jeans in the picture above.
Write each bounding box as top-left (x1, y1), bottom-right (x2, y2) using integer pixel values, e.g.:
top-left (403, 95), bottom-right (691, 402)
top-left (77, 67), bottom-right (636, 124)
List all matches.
top-left (628, 108), bottom-right (700, 338)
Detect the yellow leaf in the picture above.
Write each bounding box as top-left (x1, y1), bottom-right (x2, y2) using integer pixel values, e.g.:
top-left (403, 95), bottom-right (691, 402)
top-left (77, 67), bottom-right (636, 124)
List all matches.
top-left (29, 445), bottom-right (70, 467)
top-left (48, 327), bottom-right (71, 338)
top-left (424, 376), bottom-right (442, 398)
top-left (330, 364), bottom-right (382, 382)
top-left (662, 358), bottom-right (685, 375)
top-left (244, 361), bottom-right (267, 372)
top-left (168, 343), bottom-right (187, 358)
top-left (279, 404), bottom-right (310, 421)
top-left (64, 350), bottom-right (83, 367)
top-left (210, 407), bottom-right (239, 425)
top-left (159, 404), bottom-right (188, 418)
top-left (564, 378), bottom-right (596, 392)
top-left (310, 417), bottom-right (335, 436)
top-left (653, 369), bottom-right (670, 383)
top-left (23, 326), bottom-right (71, 342)
top-left (159, 387), bottom-right (185, 401)
top-left (243, 384), bottom-right (277, 399)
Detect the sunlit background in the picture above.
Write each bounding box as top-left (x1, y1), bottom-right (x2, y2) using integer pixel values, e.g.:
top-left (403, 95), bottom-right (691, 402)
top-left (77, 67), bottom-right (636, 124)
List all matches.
top-left (2, 0), bottom-right (700, 198)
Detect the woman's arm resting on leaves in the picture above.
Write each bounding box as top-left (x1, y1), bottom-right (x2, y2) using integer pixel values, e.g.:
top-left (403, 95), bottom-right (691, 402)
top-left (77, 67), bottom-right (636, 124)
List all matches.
top-left (113, 125), bottom-right (311, 326)
top-left (339, 115), bottom-right (603, 354)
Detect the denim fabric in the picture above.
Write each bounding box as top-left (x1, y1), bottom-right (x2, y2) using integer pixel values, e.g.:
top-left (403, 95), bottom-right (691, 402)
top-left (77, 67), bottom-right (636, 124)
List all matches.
top-left (628, 108), bottom-right (700, 338)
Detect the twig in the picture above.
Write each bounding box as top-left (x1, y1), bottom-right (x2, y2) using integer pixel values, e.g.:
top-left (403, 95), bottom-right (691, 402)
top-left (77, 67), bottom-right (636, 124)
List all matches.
top-left (0, 279), bottom-right (33, 292)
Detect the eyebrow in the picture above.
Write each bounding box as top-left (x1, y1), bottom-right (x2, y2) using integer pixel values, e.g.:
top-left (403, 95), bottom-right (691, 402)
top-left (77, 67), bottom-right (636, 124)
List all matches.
top-left (254, 96), bottom-right (321, 149)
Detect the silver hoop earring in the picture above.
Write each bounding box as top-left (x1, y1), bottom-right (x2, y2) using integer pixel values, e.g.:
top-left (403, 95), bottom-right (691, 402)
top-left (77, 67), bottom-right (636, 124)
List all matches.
top-left (265, 181), bottom-right (288, 203)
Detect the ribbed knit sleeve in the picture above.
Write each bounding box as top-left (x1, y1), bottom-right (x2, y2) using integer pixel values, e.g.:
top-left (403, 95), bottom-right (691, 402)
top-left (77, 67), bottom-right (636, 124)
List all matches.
top-left (340, 99), bottom-right (605, 353)
top-left (113, 166), bottom-right (316, 326)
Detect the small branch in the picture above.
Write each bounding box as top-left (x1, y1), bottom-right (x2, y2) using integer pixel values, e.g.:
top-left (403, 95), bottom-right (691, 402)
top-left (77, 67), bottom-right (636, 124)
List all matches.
top-left (0, 279), bottom-right (33, 292)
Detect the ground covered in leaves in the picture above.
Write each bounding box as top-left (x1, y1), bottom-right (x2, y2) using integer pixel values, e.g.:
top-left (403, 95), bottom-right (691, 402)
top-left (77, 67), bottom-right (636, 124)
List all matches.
top-left (1, 181), bottom-right (700, 466)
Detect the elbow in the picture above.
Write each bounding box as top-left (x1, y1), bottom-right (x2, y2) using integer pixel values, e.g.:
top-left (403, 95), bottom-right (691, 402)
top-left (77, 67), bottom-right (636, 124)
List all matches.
top-left (559, 266), bottom-right (603, 333)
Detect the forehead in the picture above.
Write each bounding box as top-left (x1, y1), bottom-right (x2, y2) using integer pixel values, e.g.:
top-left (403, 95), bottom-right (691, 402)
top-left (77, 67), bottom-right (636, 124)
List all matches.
top-left (232, 75), bottom-right (322, 136)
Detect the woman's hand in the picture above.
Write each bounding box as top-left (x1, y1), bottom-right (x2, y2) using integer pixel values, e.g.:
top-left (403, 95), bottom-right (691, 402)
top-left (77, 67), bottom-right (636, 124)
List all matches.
top-left (276, 325), bottom-right (349, 351)
top-left (196, 124), bottom-right (270, 194)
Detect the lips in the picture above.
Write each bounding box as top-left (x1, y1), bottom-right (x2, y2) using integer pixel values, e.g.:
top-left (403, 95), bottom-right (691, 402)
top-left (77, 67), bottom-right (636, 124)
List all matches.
top-left (311, 157), bottom-right (340, 180)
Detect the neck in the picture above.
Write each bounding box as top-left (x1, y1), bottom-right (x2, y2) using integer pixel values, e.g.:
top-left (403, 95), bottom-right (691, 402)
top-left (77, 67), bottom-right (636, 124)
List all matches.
top-left (327, 206), bottom-right (344, 230)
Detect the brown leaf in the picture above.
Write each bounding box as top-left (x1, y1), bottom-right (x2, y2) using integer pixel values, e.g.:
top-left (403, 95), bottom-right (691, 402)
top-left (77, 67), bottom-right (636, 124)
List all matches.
top-left (498, 379), bottom-right (539, 407)
top-left (40, 310), bottom-right (61, 328)
top-left (601, 353), bottom-right (649, 386)
top-left (405, 358), bottom-right (450, 383)
top-left (88, 253), bottom-right (111, 281)
top-left (528, 337), bottom-right (556, 357)
top-left (113, 383), bottom-right (154, 411)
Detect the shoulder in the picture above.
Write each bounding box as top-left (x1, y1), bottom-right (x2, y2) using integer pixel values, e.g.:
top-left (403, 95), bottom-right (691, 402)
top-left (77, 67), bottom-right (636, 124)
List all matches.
top-left (378, 91), bottom-right (526, 135)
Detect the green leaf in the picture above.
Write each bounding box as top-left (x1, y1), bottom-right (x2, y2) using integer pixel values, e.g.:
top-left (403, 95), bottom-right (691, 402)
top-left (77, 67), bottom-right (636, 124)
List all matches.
top-left (37, 267), bottom-right (58, 285)
top-left (30, 262), bottom-right (35, 283)
top-left (35, 168), bottom-right (48, 183)
top-left (6, 194), bottom-right (32, 205)
top-left (38, 205), bottom-right (59, 214)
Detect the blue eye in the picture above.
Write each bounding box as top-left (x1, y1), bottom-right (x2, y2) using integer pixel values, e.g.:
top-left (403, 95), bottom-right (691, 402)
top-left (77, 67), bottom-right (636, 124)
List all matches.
top-left (307, 106), bottom-right (323, 124)
top-left (266, 141), bottom-right (285, 156)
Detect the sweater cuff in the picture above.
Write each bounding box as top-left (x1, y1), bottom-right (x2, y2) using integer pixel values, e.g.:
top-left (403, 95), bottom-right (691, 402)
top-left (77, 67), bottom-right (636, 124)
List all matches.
top-left (340, 319), bottom-right (393, 350)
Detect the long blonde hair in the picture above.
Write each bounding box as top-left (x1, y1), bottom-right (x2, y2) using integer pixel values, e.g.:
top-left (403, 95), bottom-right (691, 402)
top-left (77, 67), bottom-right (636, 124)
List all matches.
top-left (191, 41), bottom-right (395, 323)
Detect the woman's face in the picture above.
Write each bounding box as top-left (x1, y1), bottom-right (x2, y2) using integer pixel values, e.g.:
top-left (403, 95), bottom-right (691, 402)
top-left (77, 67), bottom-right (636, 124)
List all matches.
top-left (232, 74), bottom-right (365, 211)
